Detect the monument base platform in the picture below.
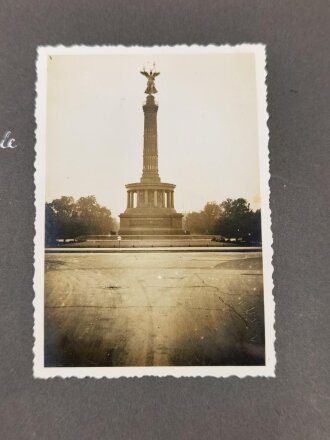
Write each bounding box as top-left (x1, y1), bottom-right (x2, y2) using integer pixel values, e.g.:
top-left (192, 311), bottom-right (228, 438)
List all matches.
top-left (119, 208), bottom-right (184, 236)
top-left (118, 229), bottom-right (186, 236)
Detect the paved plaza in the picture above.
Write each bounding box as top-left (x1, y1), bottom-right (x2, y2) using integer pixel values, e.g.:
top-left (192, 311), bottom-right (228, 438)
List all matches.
top-left (45, 251), bottom-right (265, 367)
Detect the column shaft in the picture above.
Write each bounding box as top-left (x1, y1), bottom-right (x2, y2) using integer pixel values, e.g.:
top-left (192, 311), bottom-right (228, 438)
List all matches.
top-left (141, 95), bottom-right (160, 183)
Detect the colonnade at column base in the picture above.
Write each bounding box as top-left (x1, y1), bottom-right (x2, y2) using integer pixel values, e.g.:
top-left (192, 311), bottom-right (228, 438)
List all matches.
top-left (119, 181), bottom-right (184, 235)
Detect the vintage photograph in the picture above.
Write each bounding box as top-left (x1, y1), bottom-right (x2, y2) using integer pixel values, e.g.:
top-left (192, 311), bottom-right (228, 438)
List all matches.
top-left (34, 45), bottom-right (274, 378)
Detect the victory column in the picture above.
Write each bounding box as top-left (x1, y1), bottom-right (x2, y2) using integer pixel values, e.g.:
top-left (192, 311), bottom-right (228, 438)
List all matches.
top-left (119, 67), bottom-right (184, 236)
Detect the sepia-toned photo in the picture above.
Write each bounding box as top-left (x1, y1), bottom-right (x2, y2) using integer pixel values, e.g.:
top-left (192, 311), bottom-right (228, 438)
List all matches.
top-left (34, 45), bottom-right (274, 378)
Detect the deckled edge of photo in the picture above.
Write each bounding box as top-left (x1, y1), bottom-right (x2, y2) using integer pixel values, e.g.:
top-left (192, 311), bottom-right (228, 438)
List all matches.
top-left (33, 44), bottom-right (275, 379)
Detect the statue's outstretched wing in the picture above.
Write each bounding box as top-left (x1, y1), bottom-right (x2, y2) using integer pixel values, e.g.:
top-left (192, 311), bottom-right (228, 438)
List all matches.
top-left (140, 71), bottom-right (149, 77)
top-left (153, 72), bottom-right (160, 77)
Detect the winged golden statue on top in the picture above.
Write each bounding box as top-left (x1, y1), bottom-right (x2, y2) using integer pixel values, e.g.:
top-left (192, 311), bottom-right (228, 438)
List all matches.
top-left (140, 66), bottom-right (160, 95)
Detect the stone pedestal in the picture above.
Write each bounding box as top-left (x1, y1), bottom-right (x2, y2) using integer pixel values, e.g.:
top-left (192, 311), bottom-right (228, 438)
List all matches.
top-left (119, 182), bottom-right (184, 235)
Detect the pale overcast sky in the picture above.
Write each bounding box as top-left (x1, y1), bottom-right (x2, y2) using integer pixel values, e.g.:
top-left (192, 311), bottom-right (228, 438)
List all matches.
top-left (45, 50), bottom-right (261, 218)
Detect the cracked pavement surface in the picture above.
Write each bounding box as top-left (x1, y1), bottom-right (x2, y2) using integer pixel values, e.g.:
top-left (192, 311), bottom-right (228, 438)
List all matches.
top-left (45, 252), bottom-right (265, 367)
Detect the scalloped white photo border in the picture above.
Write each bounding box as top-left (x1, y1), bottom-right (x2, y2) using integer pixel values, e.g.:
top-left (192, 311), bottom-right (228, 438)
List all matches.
top-left (34, 44), bottom-right (275, 378)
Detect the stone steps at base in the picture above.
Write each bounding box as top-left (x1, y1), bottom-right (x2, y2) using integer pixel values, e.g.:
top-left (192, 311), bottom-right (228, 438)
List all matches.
top-left (81, 234), bottom-right (218, 241)
top-left (59, 240), bottom-right (244, 248)
top-left (46, 246), bottom-right (262, 253)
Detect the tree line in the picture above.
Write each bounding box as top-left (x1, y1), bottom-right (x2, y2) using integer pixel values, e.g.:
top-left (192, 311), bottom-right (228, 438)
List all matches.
top-left (45, 195), bottom-right (261, 246)
top-left (45, 196), bottom-right (115, 246)
top-left (184, 198), bottom-right (262, 243)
